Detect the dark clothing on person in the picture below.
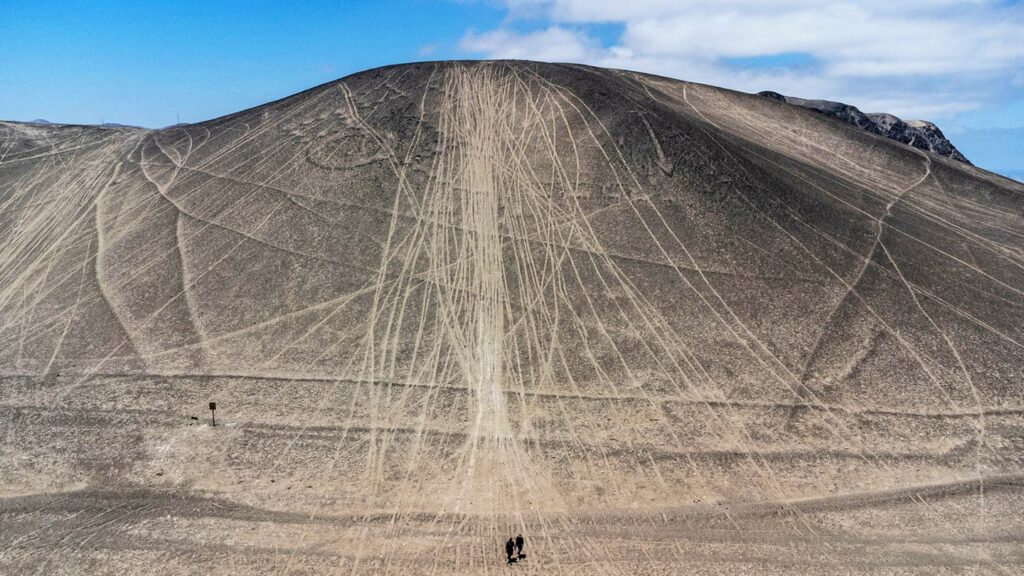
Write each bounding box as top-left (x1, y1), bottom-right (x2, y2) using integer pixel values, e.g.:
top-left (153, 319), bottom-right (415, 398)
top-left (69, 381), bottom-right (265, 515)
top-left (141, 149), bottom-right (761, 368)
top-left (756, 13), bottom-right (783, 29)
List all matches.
top-left (505, 538), bottom-right (516, 564)
top-left (515, 534), bottom-right (524, 557)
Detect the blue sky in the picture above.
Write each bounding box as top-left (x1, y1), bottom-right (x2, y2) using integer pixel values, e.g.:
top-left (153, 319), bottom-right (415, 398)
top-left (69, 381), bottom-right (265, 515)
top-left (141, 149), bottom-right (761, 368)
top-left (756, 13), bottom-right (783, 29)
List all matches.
top-left (1, 1), bottom-right (1021, 178)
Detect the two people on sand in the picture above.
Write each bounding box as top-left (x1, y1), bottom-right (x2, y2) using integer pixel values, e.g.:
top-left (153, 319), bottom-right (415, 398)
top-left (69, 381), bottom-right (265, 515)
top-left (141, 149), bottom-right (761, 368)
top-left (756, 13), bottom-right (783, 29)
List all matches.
top-left (505, 534), bottom-right (525, 564)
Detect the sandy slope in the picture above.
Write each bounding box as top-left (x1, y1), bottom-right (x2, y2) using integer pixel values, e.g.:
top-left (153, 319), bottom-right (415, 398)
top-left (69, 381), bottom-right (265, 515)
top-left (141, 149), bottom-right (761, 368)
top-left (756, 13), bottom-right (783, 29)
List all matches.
top-left (1, 61), bottom-right (1023, 575)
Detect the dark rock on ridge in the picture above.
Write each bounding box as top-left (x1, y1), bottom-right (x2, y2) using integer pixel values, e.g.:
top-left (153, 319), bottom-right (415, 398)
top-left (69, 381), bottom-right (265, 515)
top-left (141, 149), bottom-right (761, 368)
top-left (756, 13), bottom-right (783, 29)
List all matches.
top-left (758, 90), bottom-right (970, 163)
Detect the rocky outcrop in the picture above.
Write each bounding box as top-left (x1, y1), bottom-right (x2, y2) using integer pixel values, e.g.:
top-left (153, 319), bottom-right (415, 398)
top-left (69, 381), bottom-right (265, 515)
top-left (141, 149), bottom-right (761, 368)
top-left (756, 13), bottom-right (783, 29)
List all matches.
top-left (868, 113), bottom-right (970, 162)
top-left (758, 91), bottom-right (970, 163)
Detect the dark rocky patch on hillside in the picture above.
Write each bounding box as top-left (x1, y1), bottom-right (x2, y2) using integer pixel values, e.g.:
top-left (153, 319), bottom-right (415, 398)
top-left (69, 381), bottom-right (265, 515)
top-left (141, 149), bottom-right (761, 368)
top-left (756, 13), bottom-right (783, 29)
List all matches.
top-left (759, 90), bottom-right (970, 163)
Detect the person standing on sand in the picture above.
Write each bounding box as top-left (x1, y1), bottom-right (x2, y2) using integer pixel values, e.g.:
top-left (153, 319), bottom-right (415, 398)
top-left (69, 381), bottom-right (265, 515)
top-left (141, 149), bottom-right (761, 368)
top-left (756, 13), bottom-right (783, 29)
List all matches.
top-left (505, 537), bottom-right (517, 564)
top-left (515, 534), bottom-right (524, 558)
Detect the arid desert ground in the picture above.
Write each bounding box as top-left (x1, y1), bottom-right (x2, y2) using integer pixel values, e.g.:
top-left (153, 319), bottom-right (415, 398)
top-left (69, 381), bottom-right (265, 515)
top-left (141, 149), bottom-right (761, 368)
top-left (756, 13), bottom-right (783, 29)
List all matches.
top-left (1, 61), bottom-right (1023, 574)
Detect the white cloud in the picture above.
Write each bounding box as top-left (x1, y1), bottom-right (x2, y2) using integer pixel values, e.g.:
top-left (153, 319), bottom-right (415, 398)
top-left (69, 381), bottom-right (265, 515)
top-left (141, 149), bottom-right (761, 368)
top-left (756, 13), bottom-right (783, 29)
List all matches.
top-left (457, 1), bottom-right (1024, 121)
top-left (460, 27), bottom-right (599, 62)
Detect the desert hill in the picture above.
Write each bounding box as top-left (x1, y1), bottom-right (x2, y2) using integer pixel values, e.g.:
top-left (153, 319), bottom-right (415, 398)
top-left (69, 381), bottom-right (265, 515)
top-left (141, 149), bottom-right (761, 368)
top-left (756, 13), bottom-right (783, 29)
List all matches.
top-left (1, 60), bottom-right (1023, 575)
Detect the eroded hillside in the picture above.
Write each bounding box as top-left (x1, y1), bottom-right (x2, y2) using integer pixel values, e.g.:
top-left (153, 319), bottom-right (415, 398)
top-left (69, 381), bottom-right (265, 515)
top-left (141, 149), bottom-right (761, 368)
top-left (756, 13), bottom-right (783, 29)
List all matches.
top-left (1, 61), bottom-right (1023, 575)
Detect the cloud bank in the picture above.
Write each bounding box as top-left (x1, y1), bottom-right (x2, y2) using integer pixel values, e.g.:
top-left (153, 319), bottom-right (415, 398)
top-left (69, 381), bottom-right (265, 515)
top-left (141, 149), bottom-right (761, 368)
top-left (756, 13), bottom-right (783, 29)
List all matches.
top-left (458, 0), bottom-right (1024, 120)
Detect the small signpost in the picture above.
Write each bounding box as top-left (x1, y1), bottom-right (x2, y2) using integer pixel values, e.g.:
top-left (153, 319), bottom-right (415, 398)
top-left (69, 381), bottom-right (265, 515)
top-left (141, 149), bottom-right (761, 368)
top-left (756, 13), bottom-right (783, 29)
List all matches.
top-left (209, 401), bottom-right (217, 426)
